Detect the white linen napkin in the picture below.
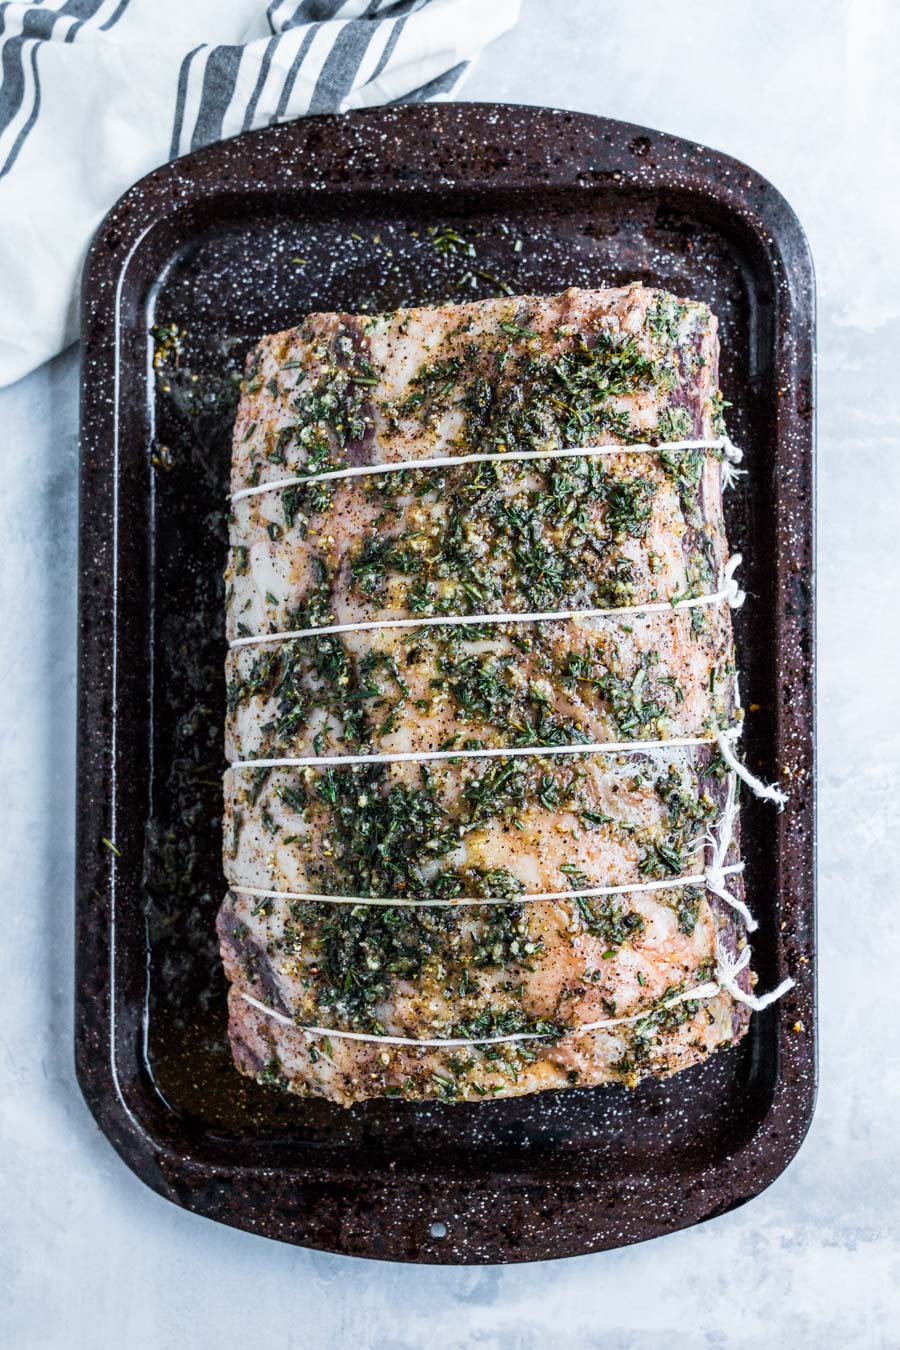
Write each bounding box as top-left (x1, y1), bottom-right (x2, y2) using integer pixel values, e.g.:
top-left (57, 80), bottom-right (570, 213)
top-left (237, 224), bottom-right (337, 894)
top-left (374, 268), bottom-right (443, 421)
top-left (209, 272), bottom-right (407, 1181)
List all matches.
top-left (0, 0), bottom-right (520, 387)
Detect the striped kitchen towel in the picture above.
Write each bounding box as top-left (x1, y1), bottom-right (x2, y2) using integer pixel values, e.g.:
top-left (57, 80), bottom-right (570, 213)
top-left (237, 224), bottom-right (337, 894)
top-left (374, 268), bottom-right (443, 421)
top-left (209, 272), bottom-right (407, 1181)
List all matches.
top-left (0, 0), bottom-right (520, 387)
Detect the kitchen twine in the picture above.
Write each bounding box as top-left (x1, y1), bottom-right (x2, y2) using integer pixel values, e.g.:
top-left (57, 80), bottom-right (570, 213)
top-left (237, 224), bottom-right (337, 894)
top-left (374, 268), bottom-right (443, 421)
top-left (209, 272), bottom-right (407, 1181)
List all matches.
top-left (238, 938), bottom-right (793, 1048)
top-left (228, 722), bottom-right (785, 812)
top-left (228, 433), bottom-right (794, 1046)
top-left (229, 861), bottom-right (745, 913)
top-left (228, 552), bottom-right (747, 649)
top-left (229, 436), bottom-right (744, 503)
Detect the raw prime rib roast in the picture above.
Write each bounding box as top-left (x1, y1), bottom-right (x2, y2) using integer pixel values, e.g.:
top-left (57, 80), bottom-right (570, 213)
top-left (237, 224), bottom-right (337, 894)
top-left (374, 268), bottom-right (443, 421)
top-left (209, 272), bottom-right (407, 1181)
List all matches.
top-left (219, 282), bottom-right (777, 1108)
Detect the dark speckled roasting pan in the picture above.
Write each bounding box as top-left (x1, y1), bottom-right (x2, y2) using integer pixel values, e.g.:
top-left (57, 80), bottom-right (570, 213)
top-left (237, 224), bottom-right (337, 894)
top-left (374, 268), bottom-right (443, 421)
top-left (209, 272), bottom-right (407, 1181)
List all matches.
top-left (76, 103), bottom-right (816, 1264)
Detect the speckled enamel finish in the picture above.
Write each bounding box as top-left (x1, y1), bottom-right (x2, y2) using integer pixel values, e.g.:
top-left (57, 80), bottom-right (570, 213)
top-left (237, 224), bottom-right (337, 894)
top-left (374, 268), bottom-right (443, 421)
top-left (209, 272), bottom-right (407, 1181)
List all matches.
top-left (75, 102), bottom-right (816, 1264)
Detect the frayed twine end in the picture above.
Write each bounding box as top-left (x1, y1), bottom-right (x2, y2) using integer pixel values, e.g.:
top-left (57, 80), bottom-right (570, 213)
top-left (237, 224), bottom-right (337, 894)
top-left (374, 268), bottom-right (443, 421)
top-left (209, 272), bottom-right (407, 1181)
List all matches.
top-left (716, 944), bottom-right (795, 1012)
top-left (716, 728), bottom-right (789, 809)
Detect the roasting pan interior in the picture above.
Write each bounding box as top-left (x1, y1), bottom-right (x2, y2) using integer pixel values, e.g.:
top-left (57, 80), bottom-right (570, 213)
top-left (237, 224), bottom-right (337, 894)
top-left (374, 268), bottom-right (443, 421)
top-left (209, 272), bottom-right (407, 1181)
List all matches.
top-left (77, 106), bottom-right (815, 1260)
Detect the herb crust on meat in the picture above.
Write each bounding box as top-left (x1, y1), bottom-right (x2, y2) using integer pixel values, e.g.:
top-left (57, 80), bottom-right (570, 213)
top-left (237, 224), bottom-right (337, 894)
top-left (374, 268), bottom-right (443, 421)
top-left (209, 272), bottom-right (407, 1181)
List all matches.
top-left (220, 283), bottom-right (756, 1107)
